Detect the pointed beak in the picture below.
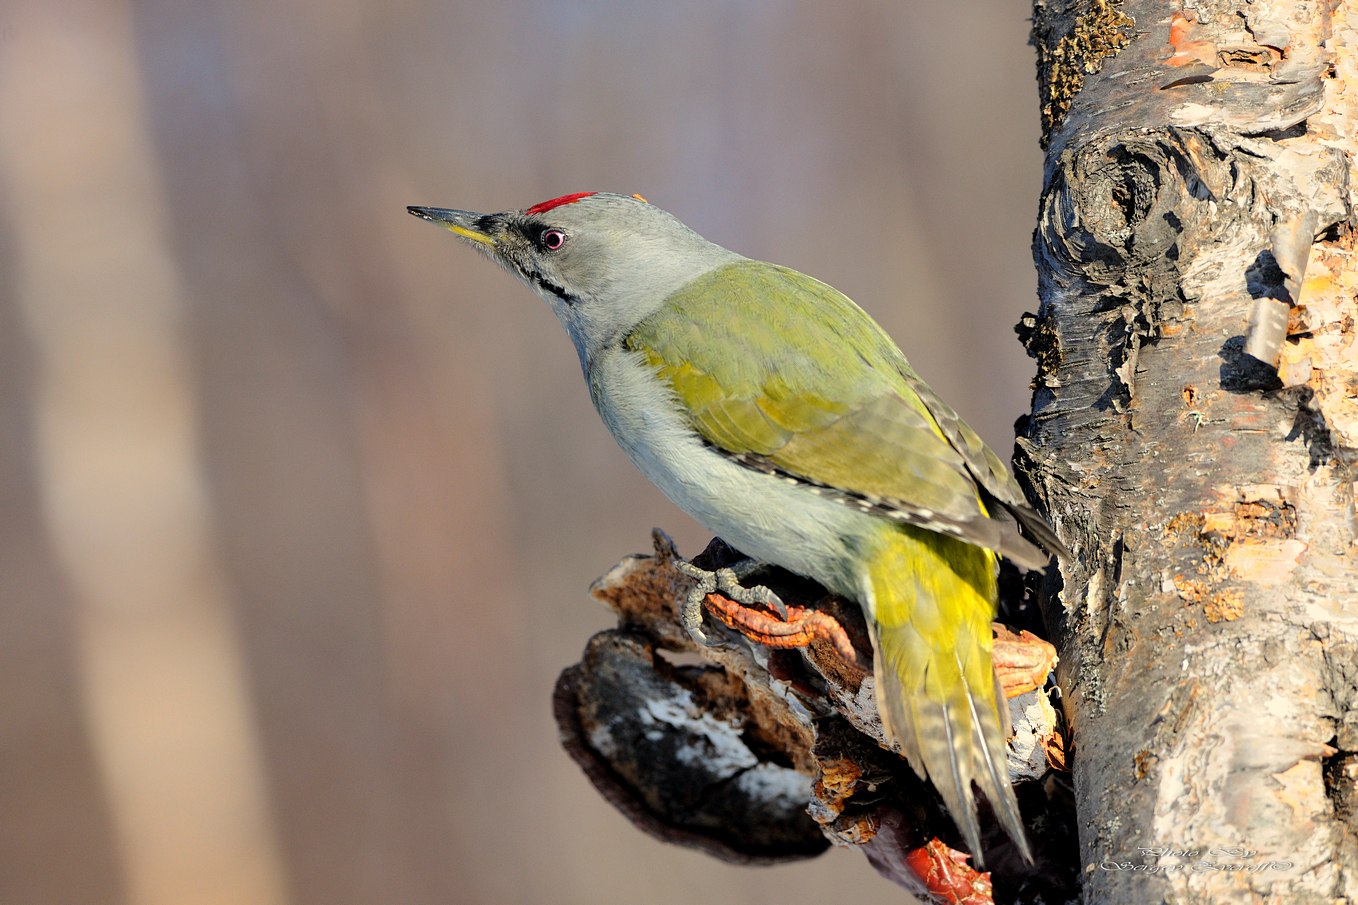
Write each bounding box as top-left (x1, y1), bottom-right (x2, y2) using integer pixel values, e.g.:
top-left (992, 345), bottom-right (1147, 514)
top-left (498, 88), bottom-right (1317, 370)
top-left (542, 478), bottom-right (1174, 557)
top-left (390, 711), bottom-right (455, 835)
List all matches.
top-left (407, 205), bottom-right (499, 247)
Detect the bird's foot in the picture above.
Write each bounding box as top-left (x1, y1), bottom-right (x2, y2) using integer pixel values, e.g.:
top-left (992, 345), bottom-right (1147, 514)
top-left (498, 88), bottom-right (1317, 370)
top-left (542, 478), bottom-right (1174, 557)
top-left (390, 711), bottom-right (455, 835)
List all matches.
top-left (673, 559), bottom-right (717, 645)
top-left (674, 557), bottom-right (780, 645)
top-left (675, 557), bottom-right (857, 665)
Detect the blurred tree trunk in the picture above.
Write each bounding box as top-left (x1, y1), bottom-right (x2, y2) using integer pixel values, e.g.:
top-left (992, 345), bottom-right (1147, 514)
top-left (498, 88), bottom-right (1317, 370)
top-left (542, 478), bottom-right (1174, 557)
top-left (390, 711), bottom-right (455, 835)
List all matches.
top-left (1023, 1), bottom-right (1358, 903)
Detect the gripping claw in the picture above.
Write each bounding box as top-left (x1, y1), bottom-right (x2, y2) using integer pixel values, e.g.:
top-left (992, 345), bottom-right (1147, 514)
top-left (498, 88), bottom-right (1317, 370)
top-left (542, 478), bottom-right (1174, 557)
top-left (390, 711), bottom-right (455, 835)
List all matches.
top-left (675, 557), bottom-right (788, 646)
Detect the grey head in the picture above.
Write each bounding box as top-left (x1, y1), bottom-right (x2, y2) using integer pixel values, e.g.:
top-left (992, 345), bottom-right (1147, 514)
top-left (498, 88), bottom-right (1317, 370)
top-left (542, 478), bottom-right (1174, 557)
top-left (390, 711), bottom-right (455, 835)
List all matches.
top-left (408, 192), bottom-right (741, 371)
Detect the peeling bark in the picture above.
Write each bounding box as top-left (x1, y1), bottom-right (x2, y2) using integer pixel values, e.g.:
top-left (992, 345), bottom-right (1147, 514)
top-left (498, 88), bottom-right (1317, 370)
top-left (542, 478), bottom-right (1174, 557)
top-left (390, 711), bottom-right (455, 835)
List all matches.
top-left (1024, 0), bottom-right (1358, 902)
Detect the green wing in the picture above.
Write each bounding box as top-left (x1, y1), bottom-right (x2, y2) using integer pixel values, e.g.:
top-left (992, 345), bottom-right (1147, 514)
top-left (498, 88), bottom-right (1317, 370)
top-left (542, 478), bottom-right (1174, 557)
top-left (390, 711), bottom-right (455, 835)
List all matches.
top-left (624, 259), bottom-right (1053, 565)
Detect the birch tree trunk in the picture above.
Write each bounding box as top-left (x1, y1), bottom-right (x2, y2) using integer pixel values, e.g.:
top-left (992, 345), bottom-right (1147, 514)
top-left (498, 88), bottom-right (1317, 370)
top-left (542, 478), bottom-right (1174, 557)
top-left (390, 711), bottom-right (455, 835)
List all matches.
top-left (1024, 1), bottom-right (1358, 902)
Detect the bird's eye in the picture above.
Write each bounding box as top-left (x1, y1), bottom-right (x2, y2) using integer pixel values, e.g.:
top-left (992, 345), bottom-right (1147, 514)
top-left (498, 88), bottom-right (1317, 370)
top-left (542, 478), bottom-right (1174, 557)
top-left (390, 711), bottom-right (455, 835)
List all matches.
top-left (541, 229), bottom-right (567, 251)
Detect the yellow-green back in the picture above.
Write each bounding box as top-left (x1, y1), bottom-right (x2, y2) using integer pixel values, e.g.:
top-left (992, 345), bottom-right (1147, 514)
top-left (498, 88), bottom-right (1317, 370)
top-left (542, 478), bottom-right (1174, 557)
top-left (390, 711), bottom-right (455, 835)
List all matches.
top-left (624, 259), bottom-right (1000, 538)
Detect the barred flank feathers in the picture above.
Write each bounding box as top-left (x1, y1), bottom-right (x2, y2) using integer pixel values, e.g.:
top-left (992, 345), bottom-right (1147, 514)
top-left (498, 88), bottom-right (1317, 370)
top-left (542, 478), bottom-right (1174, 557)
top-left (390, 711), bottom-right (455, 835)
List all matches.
top-left (862, 524), bottom-right (1031, 865)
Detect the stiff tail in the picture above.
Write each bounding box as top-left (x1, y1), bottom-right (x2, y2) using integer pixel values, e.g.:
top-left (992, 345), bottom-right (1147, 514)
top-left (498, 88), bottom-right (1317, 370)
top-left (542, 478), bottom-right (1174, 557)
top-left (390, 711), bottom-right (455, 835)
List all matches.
top-left (862, 524), bottom-right (1030, 864)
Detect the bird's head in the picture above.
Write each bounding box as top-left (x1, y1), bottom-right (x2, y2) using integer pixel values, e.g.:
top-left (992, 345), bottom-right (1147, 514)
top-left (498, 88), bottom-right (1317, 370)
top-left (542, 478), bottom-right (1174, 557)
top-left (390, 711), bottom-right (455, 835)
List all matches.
top-left (408, 192), bottom-right (738, 369)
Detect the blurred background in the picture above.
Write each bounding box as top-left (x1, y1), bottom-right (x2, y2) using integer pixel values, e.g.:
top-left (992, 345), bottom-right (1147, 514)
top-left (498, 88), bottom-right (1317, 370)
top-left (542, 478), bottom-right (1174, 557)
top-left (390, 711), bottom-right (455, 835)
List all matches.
top-left (0, 1), bottom-right (1042, 903)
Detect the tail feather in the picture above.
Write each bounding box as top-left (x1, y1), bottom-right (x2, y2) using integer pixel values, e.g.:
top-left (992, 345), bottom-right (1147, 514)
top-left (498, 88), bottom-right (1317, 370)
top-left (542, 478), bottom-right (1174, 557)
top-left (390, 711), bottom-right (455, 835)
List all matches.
top-left (962, 652), bottom-right (1031, 861)
top-left (863, 524), bottom-right (1030, 864)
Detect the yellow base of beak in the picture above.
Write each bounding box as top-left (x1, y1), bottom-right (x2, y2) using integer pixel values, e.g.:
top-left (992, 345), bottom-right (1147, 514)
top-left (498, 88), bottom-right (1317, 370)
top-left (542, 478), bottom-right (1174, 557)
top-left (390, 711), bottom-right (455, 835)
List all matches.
top-left (449, 224), bottom-right (494, 246)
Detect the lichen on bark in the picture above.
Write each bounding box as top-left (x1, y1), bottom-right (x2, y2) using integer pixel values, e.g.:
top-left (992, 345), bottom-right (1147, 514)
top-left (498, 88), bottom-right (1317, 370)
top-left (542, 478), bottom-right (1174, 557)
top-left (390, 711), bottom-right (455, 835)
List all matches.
top-left (1032, 0), bottom-right (1135, 144)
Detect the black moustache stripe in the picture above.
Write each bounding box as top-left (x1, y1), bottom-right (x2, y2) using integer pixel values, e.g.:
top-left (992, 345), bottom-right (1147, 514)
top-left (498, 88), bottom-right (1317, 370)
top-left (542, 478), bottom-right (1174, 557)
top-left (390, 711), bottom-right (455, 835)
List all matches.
top-left (534, 274), bottom-right (577, 305)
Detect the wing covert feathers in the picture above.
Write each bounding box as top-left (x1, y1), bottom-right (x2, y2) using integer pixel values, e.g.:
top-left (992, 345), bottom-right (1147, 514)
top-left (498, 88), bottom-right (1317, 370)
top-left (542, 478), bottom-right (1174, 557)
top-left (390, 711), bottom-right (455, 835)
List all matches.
top-left (626, 259), bottom-right (1065, 567)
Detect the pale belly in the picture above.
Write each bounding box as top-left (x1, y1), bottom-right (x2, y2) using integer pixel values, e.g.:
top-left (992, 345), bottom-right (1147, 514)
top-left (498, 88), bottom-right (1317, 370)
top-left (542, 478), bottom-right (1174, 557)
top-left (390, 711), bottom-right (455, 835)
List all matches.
top-left (588, 347), bottom-right (873, 598)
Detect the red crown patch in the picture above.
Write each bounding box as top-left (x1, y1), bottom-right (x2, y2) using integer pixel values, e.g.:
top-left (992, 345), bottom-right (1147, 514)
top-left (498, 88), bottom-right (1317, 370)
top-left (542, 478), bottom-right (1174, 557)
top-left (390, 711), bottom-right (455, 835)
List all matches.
top-left (525, 192), bottom-right (597, 215)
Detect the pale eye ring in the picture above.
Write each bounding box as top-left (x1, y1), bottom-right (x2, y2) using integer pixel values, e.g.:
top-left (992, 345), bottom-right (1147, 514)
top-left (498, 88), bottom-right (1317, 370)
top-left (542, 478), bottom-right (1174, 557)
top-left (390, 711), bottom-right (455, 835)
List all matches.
top-left (541, 229), bottom-right (567, 251)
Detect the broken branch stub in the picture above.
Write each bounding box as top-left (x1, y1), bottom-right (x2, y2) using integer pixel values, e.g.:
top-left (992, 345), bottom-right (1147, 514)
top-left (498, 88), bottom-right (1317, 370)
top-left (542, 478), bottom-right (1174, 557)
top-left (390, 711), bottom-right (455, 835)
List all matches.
top-left (553, 531), bottom-right (1077, 901)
